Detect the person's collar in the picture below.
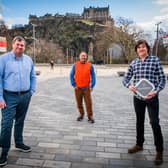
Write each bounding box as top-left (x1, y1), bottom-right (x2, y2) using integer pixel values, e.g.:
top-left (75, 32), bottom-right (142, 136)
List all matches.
top-left (80, 61), bottom-right (87, 64)
top-left (138, 54), bottom-right (149, 61)
top-left (11, 51), bottom-right (23, 60)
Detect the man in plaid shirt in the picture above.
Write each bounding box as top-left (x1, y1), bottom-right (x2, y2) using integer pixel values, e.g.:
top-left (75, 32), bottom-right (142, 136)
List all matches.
top-left (123, 39), bottom-right (166, 165)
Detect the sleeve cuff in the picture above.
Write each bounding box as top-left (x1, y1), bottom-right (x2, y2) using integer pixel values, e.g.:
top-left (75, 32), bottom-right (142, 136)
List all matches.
top-left (30, 90), bottom-right (35, 96)
top-left (126, 83), bottom-right (131, 88)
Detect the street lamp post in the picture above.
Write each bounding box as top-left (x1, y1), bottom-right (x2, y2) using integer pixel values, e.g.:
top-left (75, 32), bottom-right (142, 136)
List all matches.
top-left (31, 23), bottom-right (37, 64)
top-left (66, 48), bottom-right (68, 64)
top-left (155, 22), bottom-right (162, 56)
top-left (156, 22), bottom-right (162, 40)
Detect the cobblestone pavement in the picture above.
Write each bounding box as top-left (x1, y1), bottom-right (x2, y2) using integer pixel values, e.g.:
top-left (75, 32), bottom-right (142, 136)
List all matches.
top-left (2, 75), bottom-right (168, 168)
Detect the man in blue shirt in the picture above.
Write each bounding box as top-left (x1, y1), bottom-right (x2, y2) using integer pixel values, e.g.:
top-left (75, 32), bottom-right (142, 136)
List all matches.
top-left (0, 36), bottom-right (36, 166)
top-left (123, 39), bottom-right (166, 165)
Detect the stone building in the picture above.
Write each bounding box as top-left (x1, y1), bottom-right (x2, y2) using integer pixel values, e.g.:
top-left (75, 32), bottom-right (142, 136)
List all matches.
top-left (82, 6), bottom-right (113, 25)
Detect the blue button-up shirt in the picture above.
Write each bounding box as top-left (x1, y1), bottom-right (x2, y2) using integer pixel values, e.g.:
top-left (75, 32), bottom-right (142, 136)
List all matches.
top-left (123, 55), bottom-right (166, 92)
top-left (0, 52), bottom-right (36, 101)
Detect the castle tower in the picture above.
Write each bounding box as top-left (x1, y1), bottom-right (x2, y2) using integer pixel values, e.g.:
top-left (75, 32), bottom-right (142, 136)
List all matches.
top-left (82, 6), bottom-right (113, 25)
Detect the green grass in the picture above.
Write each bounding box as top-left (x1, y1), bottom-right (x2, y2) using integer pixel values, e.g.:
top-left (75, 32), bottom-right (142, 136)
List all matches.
top-left (80, 20), bottom-right (106, 27)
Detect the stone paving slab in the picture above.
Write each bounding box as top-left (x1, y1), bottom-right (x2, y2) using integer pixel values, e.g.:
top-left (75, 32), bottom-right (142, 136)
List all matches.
top-left (1, 74), bottom-right (168, 168)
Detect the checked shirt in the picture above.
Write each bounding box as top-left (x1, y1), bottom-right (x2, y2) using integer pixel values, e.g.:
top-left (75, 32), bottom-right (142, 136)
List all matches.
top-left (123, 55), bottom-right (166, 93)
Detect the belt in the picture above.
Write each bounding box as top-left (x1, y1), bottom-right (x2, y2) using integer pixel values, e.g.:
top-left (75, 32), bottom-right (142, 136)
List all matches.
top-left (78, 87), bottom-right (90, 90)
top-left (4, 90), bottom-right (30, 95)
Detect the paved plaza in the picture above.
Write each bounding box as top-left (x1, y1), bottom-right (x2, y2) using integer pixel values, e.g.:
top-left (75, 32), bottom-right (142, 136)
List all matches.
top-left (1, 65), bottom-right (168, 168)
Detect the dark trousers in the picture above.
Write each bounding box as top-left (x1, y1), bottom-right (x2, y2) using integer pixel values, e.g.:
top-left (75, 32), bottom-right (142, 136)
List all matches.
top-left (74, 88), bottom-right (93, 119)
top-left (133, 96), bottom-right (163, 152)
top-left (0, 91), bottom-right (31, 155)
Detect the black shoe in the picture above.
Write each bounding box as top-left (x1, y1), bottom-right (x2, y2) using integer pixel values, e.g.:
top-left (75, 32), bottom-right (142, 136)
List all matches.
top-left (77, 115), bottom-right (83, 121)
top-left (15, 144), bottom-right (31, 152)
top-left (0, 155), bottom-right (7, 167)
top-left (88, 118), bottom-right (95, 123)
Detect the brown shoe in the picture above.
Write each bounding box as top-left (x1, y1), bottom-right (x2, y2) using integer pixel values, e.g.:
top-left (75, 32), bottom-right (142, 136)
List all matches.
top-left (128, 145), bottom-right (143, 153)
top-left (155, 152), bottom-right (163, 165)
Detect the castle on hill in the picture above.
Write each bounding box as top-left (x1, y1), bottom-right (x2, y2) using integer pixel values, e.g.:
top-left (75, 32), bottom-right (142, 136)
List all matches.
top-left (29, 6), bottom-right (114, 26)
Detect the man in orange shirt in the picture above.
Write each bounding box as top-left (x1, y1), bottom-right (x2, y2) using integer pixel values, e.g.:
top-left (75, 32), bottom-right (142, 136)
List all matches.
top-left (70, 51), bottom-right (96, 123)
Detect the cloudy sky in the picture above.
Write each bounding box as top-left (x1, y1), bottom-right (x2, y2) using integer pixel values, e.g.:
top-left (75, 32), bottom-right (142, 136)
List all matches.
top-left (1, 0), bottom-right (168, 39)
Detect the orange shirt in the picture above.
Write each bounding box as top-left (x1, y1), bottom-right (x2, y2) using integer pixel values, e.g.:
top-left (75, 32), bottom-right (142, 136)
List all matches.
top-left (74, 61), bottom-right (91, 88)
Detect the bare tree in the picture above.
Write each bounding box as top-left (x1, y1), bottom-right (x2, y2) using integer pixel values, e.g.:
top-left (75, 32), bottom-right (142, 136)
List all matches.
top-left (115, 16), bottom-right (150, 63)
top-left (94, 26), bottom-right (115, 62)
top-left (26, 39), bottom-right (64, 63)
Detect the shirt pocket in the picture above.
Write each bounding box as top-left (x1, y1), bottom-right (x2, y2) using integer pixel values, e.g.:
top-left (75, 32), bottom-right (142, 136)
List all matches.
top-left (5, 61), bottom-right (19, 77)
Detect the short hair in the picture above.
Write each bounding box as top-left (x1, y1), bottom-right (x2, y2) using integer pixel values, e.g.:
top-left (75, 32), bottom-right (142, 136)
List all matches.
top-left (79, 51), bottom-right (88, 57)
top-left (135, 39), bottom-right (150, 54)
top-left (12, 36), bottom-right (26, 45)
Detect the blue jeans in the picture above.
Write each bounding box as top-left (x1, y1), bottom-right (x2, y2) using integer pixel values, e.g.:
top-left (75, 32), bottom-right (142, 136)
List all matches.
top-left (0, 91), bottom-right (31, 154)
top-left (133, 95), bottom-right (163, 152)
